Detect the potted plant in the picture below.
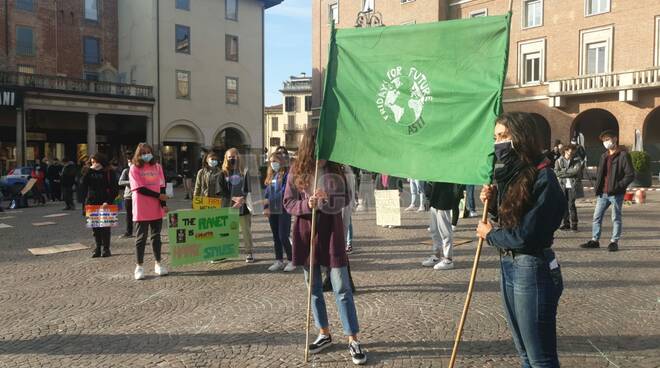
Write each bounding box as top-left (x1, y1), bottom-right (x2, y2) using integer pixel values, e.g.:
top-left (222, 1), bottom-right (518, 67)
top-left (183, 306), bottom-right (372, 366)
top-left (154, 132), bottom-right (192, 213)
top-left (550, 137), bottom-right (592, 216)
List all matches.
top-left (630, 151), bottom-right (652, 188)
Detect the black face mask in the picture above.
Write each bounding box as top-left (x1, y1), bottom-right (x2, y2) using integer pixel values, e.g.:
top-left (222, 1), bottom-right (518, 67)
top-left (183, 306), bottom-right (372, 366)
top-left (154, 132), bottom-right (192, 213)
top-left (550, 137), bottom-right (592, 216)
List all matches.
top-left (494, 140), bottom-right (514, 162)
top-left (228, 158), bottom-right (237, 166)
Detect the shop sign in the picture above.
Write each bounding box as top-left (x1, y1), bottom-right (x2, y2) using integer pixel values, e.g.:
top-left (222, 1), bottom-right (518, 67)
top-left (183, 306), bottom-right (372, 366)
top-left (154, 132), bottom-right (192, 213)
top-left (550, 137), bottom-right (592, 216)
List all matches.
top-left (0, 89), bottom-right (23, 109)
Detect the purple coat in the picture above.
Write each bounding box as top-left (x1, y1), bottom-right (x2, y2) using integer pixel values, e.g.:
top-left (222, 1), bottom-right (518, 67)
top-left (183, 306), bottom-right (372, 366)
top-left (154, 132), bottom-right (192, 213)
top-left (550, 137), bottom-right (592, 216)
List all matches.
top-left (283, 168), bottom-right (349, 268)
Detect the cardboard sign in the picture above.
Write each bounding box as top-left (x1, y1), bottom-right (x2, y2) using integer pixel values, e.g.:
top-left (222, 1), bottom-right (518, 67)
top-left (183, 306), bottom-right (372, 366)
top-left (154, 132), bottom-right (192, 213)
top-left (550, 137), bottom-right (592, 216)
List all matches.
top-left (167, 208), bottom-right (240, 267)
top-left (192, 195), bottom-right (222, 210)
top-left (166, 182), bottom-right (174, 198)
top-left (85, 205), bottom-right (119, 228)
top-left (375, 189), bottom-right (401, 227)
top-left (20, 178), bottom-right (37, 195)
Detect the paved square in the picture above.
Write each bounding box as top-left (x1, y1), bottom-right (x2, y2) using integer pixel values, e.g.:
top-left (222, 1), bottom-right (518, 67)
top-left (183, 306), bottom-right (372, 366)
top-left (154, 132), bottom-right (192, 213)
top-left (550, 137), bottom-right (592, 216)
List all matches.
top-left (0, 190), bottom-right (658, 367)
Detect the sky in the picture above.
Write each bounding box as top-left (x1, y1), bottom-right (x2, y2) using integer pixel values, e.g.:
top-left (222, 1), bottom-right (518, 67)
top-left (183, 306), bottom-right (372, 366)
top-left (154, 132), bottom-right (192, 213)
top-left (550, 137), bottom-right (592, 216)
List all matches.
top-left (264, 0), bottom-right (312, 107)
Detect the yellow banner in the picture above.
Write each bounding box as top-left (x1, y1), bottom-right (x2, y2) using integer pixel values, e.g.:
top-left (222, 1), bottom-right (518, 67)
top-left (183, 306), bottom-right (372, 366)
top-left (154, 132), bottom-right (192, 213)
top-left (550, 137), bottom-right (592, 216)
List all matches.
top-left (192, 196), bottom-right (222, 210)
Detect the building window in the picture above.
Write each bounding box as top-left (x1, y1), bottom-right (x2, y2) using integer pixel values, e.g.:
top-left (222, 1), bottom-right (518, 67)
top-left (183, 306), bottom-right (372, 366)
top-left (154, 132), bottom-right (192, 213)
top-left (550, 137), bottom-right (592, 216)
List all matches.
top-left (470, 9), bottom-right (488, 18)
top-left (329, 3), bottom-right (338, 24)
top-left (16, 0), bottom-right (34, 12)
top-left (176, 0), bottom-right (190, 11)
top-left (226, 77), bottom-right (238, 104)
top-left (16, 27), bottom-right (34, 57)
top-left (83, 37), bottom-right (100, 64)
top-left (518, 38), bottom-right (545, 85)
top-left (272, 117), bottom-right (279, 131)
top-left (362, 0), bottom-right (374, 12)
top-left (285, 96), bottom-right (296, 112)
top-left (225, 35), bottom-right (239, 62)
top-left (305, 96), bottom-right (312, 111)
top-left (585, 0), bottom-right (610, 16)
top-left (270, 137), bottom-right (280, 147)
top-left (288, 115), bottom-right (295, 129)
top-left (226, 0), bottom-right (238, 21)
top-left (401, 0), bottom-right (415, 4)
top-left (176, 70), bottom-right (191, 99)
top-left (17, 64), bottom-right (35, 74)
top-left (84, 71), bottom-right (99, 81)
top-left (84, 0), bottom-right (99, 21)
top-left (580, 26), bottom-right (613, 75)
top-left (523, 0), bottom-right (542, 28)
top-left (523, 52), bottom-right (541, 84)
top-left (586, 42), bottom-right (608, 74)
top-left (175, 24), bottom-right (190, 54)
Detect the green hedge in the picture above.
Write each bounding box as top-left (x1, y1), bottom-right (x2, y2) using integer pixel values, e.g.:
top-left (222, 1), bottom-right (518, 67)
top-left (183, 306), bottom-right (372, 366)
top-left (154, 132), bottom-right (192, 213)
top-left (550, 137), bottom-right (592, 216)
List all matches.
top-left (630, 151), bottom-right (651, 173)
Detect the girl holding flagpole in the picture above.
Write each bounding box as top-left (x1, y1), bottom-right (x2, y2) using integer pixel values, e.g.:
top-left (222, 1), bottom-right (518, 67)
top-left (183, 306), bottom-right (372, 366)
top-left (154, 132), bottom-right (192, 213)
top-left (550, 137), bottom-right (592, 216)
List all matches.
top-left (477, 112), bottom-right (565, 368)
top-left (283, 128), bottom-right (367, 365)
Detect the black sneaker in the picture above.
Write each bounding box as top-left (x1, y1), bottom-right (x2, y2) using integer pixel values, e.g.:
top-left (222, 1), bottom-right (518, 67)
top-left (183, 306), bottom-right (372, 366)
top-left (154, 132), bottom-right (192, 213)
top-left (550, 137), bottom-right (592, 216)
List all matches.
top-left (91, 249), bottom-right (101, 258)
top-left (308, 334), bottom-right (332, 354)
top-left (102, 248), bottom-right (112, 257)
top-left (349, 340), bottom-right (367, 365)
top-left (607, 242), bottom-right (618, 252)
top-left (580, 240), bottom-right (600, 249)
top-left (571, 226), bottom-right (578, 233)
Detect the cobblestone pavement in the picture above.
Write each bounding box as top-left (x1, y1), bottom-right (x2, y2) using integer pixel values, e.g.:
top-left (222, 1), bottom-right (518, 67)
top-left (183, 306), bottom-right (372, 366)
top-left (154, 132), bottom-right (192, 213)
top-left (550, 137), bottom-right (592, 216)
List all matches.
top-left (0, 189), bottom-right (658, 368)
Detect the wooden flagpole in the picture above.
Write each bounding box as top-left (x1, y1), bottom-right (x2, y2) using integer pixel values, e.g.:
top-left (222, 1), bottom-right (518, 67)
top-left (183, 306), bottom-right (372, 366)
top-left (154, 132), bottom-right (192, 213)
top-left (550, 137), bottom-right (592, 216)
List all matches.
top-left (448, 199), bottom-right (489, 368)
top-left (304, 160), bottom-right (321, 363)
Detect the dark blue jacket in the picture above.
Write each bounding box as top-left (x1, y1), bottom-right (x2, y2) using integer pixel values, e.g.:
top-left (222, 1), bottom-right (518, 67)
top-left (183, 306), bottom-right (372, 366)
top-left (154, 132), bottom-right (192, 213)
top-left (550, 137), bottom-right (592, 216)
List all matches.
top-left (486, 166), bottom-right (566, 253)
top-left (264, 170), bottom-right (288, 215)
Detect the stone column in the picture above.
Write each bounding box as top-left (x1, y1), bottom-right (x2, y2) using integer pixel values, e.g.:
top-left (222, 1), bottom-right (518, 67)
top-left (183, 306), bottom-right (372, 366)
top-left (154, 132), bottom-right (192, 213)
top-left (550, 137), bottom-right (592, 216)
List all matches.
top-left (146, 116), bottom-right (153, 146)
top-left (87, 113), bottom-right (97, 157)
top-left (16, 108), bottom-right (24, 166)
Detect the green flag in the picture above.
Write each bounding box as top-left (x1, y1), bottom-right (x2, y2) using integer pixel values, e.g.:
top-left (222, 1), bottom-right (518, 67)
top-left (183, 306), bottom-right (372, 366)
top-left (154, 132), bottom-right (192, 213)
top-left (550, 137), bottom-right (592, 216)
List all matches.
top-left (317, 14), bottom-right (511, 185)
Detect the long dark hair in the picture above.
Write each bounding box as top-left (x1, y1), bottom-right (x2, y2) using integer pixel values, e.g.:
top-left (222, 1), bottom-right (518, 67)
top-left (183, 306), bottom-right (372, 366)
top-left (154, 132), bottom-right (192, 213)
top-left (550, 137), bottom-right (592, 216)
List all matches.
top-left (291, 128), bottom-right (344, 191)
top-left (497, 112), bottom-right (542, 228)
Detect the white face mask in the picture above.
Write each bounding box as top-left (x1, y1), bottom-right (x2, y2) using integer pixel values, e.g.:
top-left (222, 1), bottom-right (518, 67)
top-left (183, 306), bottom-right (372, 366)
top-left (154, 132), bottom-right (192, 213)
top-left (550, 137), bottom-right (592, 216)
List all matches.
top-left (208, 159), bottom-right (218, 167)
top-left (603, 140), bottom-right (615, 150)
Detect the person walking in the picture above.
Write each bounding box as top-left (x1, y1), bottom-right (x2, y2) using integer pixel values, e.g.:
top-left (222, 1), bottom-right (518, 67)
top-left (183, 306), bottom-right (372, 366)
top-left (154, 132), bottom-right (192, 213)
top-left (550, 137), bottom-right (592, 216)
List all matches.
top-left (579, 130), bottom-right (634, 252)
top-left (404, 178), bottom-right (426, 212)
top-left (81, 153), bottom-right (119, 258)
top-left (421, 182), bottom-right (457, 270)
top-left (477, 112), bottom-right (565, 368)
top-left (181, 158), bottom-right (193, 200)
top-left (60, 158), bottom-right (77, 210)
top-left (283, 128), bottom-right (367, 365)
top-left (31, 163), bottom-right (46, 206)
top-left (118, 153), bottom-right (134, 238)
top-left (219, 148), bottom-right (255, 263)
top-left (47, 158), bottom-right (63, 201)
top-left (129, 143), bottom-right (168, 280)
top-left (555, 144), bottom-right (584, 232)
top-left (264, 152), bottom-right (295, 272)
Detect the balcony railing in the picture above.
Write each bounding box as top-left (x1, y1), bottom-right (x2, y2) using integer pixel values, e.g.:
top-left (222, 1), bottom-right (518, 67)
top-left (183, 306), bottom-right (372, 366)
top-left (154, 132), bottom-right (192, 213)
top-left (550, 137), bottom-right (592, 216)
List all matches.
top-left (285, 122), bottom-right (307, 131)
top-left (549, 67), bottom-right (660, 96)
top-left (0, 71), bottom-right (154, 99)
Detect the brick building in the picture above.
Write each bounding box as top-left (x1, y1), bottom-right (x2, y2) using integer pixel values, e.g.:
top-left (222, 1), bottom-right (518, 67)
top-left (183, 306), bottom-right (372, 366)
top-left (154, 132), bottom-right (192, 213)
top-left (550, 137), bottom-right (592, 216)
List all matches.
top-left (312, 0), bottom-right (660, 173)
top-left (0, 0), bottom-right (154, 174)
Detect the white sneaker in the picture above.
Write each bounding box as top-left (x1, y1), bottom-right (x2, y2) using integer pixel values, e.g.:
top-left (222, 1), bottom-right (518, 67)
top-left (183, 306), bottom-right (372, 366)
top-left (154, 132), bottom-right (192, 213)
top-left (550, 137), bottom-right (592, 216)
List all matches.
top-left (387, 225), bottom-right (393, 229)
top-left (134, 265), bottom-right (145, 280)
top-left (268, 260), bottom-right (285, 271)
top-left (404, 206), bottom-right (415, 212)
top-left (421, 256), bottom-right (439, 267)
top-left (452, 225), bottom-right (456, 231)
top-left (283, 262), bottom-right (296, 272)
top-left (434, 258), bottom-right (454, 270)
top-left (155, 262), bottom-right (168, 276)
top-left (427, 227), bottom-right (432, 232)
top-left (469, 211), bottom-right (478, 218)
top-left (417, 207), bottom-right (425, 212)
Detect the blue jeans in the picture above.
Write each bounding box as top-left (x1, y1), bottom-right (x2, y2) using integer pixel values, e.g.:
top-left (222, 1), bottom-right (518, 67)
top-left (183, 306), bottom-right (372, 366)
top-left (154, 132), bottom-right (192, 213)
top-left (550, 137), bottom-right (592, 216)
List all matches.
top-left (500, 249), bottom-right (563, 368)
top-left (346, 220), bottom-right (353, 245)
top-left (304, 266), bottom-right (359, 336)
top-left (466, 185), bottom-right (476, 212)
top-left (591, 194), bottom-right (623, 242)
top-left (268, 213), bottom-right (292, 261)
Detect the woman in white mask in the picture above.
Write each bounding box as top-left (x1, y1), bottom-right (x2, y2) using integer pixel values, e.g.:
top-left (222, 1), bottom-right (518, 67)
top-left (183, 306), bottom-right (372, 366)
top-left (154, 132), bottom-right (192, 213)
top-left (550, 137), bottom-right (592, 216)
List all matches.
top-left (263, 152), bottom-right (295, 272)
top-left (193, 152), bottom-right (223, 199)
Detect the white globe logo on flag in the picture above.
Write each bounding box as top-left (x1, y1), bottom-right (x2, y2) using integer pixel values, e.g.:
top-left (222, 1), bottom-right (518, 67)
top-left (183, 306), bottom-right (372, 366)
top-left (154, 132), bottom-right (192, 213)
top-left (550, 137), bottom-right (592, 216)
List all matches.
top-left (377, 66), bottom-right (433, 128)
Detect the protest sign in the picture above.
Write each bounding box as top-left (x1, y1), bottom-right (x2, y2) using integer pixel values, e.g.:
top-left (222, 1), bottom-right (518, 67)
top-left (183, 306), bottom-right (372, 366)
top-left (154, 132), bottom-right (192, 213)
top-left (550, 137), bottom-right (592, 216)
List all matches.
top-left (375, 190), bottom-right (401, 227)
top-left (21, 178), bottom-right (36, 195)
top-left (167, 208), bottom-right (239, 267)
top-left (85, 205), bottom-right (119, 228)
top-left (192, 196), bottom-right (222, 210)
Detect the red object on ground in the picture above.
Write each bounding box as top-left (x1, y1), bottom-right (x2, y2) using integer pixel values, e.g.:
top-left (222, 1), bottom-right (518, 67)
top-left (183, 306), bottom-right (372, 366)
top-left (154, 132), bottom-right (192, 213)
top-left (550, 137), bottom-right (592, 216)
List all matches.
top-left (624, 192), bottom-right (634, 201)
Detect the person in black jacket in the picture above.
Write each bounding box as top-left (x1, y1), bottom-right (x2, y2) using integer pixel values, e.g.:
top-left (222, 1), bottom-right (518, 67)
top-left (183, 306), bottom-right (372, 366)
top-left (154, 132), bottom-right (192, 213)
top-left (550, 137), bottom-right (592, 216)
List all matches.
top-left (46, 158), bottom-right (63, 201)
top-left (81, 153), bottom-right (119, 258)
top-left (421, 182), bottom-right (461, 270)
top-left (579, 130), bottom-right (634, 252)
top-left (60, 158), bottom-right (77, 210)
top-left (477, 112), bottom-right (565, 368)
